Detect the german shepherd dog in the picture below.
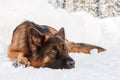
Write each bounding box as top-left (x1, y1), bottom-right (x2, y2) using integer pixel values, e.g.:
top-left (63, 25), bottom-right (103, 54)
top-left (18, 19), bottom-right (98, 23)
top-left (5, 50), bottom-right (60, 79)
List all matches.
top-left (8, 21), bottom-right (105, 69)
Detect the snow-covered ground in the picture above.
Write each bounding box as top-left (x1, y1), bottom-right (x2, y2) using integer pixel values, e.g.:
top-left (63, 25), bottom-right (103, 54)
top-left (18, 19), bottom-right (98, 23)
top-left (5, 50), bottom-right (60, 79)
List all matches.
top-left (0, 0), bottom-right (120, 80)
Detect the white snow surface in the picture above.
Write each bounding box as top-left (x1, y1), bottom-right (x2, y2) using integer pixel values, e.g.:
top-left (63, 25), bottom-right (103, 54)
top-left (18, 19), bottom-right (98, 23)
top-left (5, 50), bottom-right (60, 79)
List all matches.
top-left (0, 0), bottom-right (120, 80)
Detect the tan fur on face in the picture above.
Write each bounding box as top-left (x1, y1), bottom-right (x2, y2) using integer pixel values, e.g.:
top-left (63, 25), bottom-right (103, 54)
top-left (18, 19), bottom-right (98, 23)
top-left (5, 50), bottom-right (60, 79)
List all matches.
top-left (30, 55), bottom-right (51, 68)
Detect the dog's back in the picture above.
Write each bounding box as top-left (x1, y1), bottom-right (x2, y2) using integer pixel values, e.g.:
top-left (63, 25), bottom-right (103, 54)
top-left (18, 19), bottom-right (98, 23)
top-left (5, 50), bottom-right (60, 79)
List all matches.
top-left (8, 21), bottom-right (57, 60)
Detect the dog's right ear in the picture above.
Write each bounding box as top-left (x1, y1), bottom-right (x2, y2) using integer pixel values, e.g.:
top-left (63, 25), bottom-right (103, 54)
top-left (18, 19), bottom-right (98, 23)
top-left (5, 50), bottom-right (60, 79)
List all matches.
top-left (55, 27), bottom-right (65, 40)
top-left (28, 27), bottom-right (45, 47)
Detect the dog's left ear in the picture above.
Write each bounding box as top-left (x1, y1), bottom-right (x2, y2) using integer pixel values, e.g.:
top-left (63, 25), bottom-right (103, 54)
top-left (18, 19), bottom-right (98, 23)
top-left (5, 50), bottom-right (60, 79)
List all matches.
top-left (55, 27), bottom-right (65, 40)
top-left (28, 27), bottom-right (45, 47)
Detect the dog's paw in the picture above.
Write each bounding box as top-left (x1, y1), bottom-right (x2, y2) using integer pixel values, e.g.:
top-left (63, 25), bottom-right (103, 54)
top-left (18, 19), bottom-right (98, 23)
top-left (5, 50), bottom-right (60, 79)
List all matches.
top-left (13, 58), bottom-right (30, 68)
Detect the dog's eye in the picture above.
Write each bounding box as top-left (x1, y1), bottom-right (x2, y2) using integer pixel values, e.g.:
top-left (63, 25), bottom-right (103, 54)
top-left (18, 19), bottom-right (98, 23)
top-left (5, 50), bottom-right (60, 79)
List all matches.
top-left (49, 49), bottom-right (57, 56)
top-left (51, 50), bottom-right (56, 53)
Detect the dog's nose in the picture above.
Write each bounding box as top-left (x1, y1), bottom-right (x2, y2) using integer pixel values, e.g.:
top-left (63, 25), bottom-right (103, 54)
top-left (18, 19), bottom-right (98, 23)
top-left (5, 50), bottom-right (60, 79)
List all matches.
top-left (66, 58), bottom-right (75, 68)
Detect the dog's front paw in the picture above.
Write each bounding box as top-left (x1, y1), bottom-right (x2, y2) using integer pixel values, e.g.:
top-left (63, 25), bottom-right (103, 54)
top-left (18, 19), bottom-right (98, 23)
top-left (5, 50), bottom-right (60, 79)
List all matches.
top-left (13, 57), bottom-right (30, 68)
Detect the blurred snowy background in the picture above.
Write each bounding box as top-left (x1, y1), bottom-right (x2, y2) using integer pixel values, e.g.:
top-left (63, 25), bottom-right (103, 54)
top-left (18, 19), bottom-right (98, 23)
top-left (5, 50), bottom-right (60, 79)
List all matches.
top-left (0, 0), bottom-right (120, 80)
top-left (49, 0), bottom-right (120, 18)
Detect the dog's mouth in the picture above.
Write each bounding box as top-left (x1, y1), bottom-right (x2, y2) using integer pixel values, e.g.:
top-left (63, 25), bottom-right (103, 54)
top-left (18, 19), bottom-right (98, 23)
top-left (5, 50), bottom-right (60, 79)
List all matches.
top-left (45, 64), bottom-right (75, 69)
top-left (45, 59), bottom-right (75, 69)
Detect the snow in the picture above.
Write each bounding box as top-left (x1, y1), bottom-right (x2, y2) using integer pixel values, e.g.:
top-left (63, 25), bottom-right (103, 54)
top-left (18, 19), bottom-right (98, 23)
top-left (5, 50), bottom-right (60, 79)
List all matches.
top-left (0, 0), bottom-right (120, 80)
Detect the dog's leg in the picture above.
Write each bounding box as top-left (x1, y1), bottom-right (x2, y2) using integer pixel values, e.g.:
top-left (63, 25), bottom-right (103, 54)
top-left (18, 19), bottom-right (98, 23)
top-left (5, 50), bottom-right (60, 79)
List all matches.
top-left (8, 51), bottom-right (30, 67)
top-left (66, 42), bottom-right (105, 54)
top-left (15, 53), bottom-right (30, 67)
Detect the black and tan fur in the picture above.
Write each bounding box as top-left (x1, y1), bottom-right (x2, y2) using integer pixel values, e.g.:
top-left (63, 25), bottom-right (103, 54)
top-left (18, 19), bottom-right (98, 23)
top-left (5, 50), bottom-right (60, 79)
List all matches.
top-left (8, 21), bottom-right (105, 69)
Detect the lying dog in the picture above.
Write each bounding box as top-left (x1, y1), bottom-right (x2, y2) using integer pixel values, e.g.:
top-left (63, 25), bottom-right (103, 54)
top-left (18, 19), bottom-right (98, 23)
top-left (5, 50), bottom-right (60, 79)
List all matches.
top-left (8, 21), bottom-right (105, 69)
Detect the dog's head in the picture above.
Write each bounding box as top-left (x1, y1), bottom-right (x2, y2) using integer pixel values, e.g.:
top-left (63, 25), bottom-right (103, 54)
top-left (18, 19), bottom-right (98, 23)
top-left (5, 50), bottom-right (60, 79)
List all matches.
top-left (28, 27), bottom-right (75, 69)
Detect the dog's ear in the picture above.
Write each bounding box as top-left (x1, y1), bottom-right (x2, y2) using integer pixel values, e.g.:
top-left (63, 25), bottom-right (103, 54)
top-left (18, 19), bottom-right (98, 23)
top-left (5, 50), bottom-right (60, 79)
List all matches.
top-left (55, 27), bottom-right (65, 40)
top-left (28, 27), bottom-right (45, 46)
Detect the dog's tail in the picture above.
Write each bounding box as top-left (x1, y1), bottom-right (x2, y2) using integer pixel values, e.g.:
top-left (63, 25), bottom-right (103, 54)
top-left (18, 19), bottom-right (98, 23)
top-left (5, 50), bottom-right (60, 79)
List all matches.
top-left (66, 41), bottom-right (105, 54)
